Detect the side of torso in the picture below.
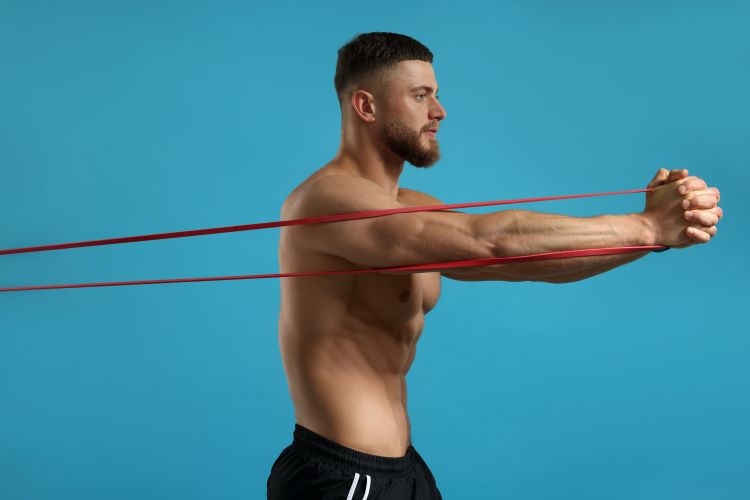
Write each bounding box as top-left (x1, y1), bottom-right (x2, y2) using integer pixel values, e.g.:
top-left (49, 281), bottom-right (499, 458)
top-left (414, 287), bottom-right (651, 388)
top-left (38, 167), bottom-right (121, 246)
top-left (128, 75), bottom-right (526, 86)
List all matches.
top-left (277, 169), bottom-right (442, 457)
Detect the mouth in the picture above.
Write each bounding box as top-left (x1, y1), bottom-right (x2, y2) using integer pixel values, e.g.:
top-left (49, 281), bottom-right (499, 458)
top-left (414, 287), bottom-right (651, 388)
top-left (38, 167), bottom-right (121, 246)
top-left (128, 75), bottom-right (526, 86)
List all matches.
top-left (424, 129), bottom-right (438, 137)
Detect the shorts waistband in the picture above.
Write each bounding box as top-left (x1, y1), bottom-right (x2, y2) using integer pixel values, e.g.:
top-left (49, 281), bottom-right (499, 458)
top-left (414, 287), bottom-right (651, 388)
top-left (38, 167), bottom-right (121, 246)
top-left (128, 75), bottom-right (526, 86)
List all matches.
top-left (291, 423), bottom-right (416, 478)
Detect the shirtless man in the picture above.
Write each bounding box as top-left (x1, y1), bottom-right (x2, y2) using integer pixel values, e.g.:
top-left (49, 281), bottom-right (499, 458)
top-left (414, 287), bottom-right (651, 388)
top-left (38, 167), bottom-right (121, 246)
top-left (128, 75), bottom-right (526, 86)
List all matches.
top-left (266, 32), bottom-right (722, 500)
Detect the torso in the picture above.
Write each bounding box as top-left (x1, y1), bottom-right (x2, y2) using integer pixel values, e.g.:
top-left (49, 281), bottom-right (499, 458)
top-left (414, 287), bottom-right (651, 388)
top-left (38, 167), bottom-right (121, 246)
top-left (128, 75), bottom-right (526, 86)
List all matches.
top-left (277, 166), bottom-right (442, 457)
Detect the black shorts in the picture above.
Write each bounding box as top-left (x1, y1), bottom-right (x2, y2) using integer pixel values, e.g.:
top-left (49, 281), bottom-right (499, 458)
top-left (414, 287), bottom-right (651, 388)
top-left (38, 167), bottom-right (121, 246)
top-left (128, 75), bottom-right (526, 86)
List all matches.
top-left (267, 424), bottom-right (443, 500)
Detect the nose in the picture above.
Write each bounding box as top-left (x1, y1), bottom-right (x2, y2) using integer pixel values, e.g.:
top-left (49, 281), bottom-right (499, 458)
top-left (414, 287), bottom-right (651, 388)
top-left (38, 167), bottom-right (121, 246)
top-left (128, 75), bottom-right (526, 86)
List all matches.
top-left (430, 98), bottom-right (447, 122)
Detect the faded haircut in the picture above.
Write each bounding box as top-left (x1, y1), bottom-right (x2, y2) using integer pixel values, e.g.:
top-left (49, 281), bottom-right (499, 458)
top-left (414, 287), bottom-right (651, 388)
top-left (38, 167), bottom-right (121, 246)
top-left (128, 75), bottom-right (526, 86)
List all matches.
top-left (334, 32), bottom-right (433, 107)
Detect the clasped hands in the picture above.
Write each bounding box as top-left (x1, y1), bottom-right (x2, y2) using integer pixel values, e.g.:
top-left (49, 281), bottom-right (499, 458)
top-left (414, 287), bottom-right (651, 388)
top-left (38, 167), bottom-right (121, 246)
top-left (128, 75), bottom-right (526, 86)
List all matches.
top-left (644, 168), bottom-right (723, 248)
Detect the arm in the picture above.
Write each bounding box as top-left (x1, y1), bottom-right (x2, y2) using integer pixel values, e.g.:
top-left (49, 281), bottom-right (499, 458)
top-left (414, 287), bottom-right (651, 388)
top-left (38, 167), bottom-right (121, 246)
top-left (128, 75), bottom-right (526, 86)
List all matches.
top-left (432, 168), bottom-right (721, 283)
top-left (290, 172), bottom-right (719, 283)
top-left (442, 210), bottom-right (654, 283)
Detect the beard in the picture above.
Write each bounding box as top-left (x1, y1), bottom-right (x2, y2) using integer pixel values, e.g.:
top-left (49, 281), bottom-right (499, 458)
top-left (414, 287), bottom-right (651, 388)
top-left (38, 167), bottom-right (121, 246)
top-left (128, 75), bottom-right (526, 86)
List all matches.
top-left (379, 118), bottom-right (441, 168)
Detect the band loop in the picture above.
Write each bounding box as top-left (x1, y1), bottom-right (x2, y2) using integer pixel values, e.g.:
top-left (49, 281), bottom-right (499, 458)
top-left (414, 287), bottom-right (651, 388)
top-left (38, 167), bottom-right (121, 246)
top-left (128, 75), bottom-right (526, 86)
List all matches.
top-left (0, 187), bottom-right (669, 292)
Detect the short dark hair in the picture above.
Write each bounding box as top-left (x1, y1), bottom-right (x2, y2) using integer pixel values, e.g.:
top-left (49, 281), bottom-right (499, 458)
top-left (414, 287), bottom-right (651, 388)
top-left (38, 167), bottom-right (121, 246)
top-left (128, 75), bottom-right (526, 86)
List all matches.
top-left (334, 32), bottom-right (433, 106)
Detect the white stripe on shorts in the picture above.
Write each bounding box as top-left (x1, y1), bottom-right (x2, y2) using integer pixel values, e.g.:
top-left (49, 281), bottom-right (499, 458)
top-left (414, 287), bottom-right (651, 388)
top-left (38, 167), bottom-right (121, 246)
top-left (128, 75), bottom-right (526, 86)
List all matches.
top-left (362, 474), bottom-right (371, 500)
top-left (346, 472), bottom-right (360, 500)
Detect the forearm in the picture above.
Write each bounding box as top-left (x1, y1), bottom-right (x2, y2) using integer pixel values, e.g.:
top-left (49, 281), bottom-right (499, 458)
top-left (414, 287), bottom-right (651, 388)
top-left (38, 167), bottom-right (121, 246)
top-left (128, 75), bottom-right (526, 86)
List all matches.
top-left (460, 209), bottom-right (656, 282)
top-left (540, 249), bottom-right (651, 283)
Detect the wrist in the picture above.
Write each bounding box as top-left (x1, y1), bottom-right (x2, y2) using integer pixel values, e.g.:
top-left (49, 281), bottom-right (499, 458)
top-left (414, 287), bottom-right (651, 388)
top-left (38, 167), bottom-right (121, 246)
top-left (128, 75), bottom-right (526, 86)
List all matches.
top-left (631, 212), bottom-right (659, 246)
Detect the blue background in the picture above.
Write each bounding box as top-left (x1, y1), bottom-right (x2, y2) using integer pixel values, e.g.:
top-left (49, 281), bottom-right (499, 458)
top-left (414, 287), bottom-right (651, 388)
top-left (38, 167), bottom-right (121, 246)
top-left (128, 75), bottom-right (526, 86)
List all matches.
top-left (1, 1), bottom-right (748, 499)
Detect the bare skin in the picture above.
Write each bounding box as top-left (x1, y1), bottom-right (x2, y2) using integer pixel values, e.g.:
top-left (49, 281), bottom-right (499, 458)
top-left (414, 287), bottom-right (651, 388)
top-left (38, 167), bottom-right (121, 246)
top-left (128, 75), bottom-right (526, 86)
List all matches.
top-left (277, 60), bottom-right (723, 457)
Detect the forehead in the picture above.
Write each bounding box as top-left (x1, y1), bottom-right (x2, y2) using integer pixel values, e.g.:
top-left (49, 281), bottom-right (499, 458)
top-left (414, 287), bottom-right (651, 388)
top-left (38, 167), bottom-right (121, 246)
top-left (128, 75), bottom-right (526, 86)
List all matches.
top-left (386, 60), bottom-right (437, 90)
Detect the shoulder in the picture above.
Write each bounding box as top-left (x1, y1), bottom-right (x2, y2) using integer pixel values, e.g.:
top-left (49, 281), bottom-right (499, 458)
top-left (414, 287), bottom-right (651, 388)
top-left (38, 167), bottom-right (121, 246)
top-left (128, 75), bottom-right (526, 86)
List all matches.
top-left (285, 175), bottom-right (397, 219)
top-left (397, 187), bottom-right (445, 206)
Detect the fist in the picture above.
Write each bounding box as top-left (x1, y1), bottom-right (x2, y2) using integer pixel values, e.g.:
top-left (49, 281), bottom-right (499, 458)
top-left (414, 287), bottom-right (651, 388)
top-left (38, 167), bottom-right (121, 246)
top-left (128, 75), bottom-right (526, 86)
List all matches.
top-left (644, 168), bottom-right (723, 248)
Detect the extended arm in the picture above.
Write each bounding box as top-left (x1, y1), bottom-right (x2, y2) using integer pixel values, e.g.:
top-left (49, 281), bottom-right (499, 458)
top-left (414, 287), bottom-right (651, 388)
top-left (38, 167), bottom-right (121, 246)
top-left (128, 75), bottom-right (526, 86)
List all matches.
top-left (290, 171), bottom-right (720, 283)
top-left (435, 168), bottom-right (720, 283)
top-left (442, 210), bottom-right (654, 282)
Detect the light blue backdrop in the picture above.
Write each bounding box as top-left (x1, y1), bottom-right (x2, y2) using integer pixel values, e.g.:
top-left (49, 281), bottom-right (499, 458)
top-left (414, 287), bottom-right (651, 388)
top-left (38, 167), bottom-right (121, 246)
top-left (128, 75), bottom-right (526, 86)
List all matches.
top-left (1, 1), bottom-right (748, 499)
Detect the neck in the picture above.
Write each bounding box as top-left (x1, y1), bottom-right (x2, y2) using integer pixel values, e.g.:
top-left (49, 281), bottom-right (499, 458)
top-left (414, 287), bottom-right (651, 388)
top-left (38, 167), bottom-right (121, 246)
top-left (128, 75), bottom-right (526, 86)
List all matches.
top-left (332, 125), bottom-right (404, 198)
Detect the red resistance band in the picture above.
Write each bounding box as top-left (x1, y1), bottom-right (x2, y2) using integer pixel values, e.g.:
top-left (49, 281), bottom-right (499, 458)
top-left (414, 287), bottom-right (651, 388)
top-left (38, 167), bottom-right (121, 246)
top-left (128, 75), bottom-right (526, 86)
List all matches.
top-left (0, 187), bottom-right (668, 292)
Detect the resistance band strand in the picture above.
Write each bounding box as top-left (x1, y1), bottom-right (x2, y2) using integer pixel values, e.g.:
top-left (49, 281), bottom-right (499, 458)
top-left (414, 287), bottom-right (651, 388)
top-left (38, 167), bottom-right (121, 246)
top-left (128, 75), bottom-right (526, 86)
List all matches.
top-left (0, 187), bottom-right (669, 293)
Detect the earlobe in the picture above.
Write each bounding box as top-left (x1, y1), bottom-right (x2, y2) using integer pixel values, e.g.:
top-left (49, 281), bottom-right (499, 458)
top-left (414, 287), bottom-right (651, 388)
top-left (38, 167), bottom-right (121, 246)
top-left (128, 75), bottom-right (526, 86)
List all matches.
top-left (351, 90), bottom-right (377, 123)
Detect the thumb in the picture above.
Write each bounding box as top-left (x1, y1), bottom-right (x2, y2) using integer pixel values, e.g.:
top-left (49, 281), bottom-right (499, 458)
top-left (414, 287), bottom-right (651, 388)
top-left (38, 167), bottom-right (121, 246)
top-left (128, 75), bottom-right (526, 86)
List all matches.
top-left (647, 168), bottom-right (669, 189)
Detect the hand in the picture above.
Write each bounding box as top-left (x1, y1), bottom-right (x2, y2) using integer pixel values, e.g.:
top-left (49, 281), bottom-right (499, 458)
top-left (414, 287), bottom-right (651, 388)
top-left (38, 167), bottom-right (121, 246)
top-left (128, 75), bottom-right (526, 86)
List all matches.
top-left (642, 168), bottom-right (722, 248)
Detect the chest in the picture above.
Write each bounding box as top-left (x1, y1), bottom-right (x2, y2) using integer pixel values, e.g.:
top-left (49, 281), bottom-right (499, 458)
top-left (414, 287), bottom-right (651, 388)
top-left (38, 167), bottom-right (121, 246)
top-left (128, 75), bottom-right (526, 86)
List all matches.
top-left (346, 270), bottom-right (442, 326)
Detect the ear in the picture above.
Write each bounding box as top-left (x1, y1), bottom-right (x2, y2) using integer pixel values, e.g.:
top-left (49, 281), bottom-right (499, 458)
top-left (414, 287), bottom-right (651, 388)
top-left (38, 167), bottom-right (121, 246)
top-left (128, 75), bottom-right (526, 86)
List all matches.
top-left (350, 89), bottom-right (377, 123)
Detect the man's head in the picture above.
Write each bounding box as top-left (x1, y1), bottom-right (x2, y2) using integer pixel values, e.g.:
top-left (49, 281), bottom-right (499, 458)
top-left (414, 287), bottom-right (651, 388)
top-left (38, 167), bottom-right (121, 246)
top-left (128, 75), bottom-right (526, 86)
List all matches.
top-left (335, 32), bottom-right (447, 167)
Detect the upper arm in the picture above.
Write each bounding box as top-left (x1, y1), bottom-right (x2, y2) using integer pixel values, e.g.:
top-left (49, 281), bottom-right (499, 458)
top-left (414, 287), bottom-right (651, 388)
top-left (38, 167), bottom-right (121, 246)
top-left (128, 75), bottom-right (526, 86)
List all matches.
top-left (288, 176), bottom-right (493, 270)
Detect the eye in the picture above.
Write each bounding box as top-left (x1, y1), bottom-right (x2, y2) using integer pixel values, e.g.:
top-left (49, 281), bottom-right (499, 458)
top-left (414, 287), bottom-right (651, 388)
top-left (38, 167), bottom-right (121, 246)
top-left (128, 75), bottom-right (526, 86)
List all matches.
top-left (416, 94), bottom-right (426, 101)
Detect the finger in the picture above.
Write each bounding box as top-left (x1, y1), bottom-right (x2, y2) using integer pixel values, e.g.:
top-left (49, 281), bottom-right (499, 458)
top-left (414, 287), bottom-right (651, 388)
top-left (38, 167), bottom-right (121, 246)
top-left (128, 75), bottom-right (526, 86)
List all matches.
top-left (697, 206), bottom-right (723, 222)
top-left (677, 176), bottom-right (708, 194)
top-left (691, 224), bottom-right (718, 236)
top-left (666, 169), bottom-right (688, 183)
top-left (710, 186), bottom-right (721, 202)
top-left (712, 205), bottom-right (724, 221)
top-left (647, 168), bottom-right (670, 188)
top-left (686, 226), bottom-right (716, 243)
top-left (682, 190), bottom-right (719, 209)
top-left (684, 209), bottom-right (720, 227)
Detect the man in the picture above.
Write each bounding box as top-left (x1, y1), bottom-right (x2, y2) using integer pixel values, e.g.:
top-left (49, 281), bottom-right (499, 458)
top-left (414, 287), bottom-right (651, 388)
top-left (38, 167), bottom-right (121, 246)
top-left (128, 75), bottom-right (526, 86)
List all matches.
top-left (266, 32), bottom-right (722, 499)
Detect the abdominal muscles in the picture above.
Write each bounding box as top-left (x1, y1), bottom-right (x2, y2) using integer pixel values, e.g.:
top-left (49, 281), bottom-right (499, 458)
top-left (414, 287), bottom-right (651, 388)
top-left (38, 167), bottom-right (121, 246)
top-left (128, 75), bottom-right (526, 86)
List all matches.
top-left (277, 258), bottom-right (441, 456)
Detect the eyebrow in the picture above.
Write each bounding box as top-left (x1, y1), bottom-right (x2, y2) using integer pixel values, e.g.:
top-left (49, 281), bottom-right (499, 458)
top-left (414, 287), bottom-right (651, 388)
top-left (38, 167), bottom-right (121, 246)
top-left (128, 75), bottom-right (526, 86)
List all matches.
top-left (410, 85), bottom-right (439, 94)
